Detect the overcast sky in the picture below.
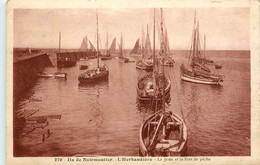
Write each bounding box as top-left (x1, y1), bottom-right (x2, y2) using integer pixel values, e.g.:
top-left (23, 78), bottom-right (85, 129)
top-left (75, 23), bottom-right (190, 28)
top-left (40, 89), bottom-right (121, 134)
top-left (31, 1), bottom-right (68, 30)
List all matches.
top-left (14, 8), bottom-right (250, 50)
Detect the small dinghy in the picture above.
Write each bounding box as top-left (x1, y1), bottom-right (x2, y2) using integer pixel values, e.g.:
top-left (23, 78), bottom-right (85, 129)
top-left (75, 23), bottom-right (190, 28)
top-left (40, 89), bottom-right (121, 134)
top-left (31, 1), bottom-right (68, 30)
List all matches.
top-left (53, 72), bottom-right (67, 78)
top-left (139, 110), bottom-right (187, 156)
top-left (215, 64), bottom-right (222, 69)
top-left (38, 72), bottom-right (67, 78)
top-left (79, 65), bottom-right (89, 70)
top-left (101, 54), bottom-right (112, 60)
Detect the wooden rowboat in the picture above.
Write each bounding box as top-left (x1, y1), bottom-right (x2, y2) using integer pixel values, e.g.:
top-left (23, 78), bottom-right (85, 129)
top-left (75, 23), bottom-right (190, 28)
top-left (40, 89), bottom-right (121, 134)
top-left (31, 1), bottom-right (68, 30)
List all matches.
top-left (139, 110), bottom-right (187, 156)
top-left (38, 72), bottom-right (67, 78)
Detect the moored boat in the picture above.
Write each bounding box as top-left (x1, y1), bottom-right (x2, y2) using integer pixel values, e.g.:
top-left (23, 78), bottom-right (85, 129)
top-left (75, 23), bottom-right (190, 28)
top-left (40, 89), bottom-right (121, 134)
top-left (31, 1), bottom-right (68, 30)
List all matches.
top-left (118, 33), bottom-right (133, 63)
top-left (159, 27), bottom-right (175, 67)
top-left (137, 73), bottom-right (171, 103)
top-left (38, 72), bottom-right (67, 78)
top-left (78, 65), bottom-right (109, 83)
top-left (78, 9), bottom-right (109, 83)
top-left (139, 110), bottom-right (187, 156)
top-left (101, 31), bottom-right (112, 61)
top-left (136, 25), bottom-right (154, 70)
top-left (139, 8), bottom-right (187, 157)
top-left (56, 32), bottom-right (77, 68)
top-left (137, 8), bottom-right (171, 104)
top-left (180, 11), bottom-right (223, 85)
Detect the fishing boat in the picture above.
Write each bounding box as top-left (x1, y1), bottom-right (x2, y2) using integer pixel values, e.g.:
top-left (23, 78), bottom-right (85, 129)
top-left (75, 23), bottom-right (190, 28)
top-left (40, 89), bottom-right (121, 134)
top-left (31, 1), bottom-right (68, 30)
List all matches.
top-left (101, 31), bottom-right (112, 60)
top-left (108, 37), bottom-right (117, 56)
top-left (180, 12), bottom-right (223, 85)
top-left (136, 25), bottom-right (153, 70)
top-left (159, 27), bottom-right (174, 67)
top-left (139, 9), bottom-right (187, 157)
top-left (56, 32), bottom-right (77, 68)
top-left (38, 72), bottom-right (67, 78)
top-left (118, 33), bottom-right (133, 63)
top-left (78, 9), bottom-right (109, 83)
top-left (137, 9), bottom-right (171, 103)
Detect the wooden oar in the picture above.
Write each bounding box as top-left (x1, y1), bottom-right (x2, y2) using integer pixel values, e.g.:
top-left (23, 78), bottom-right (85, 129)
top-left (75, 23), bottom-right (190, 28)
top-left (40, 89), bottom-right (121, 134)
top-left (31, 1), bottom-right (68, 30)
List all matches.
top-left (148, 114), bottom-right (164, 150)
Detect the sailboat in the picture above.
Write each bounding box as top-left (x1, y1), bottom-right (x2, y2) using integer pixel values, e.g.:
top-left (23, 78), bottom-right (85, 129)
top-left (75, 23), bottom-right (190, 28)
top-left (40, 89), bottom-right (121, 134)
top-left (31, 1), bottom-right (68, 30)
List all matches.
top-left (136, 9), bottom-right (171, 103)
top-left (180, 12), bottom-right (223, 85)
top-left (101, 31), bottom-right (112, 60)
top-left (118, 33), bottom-right (132, 63)
top-left (78, 9), bottom-right (109, 83)
top-left (160, 28), bottom-right (175, 67)
top-left (139, 9), bottom-right (187, 157)
top-left (108, 37), bottom-right (117, 56)
top-left (57, 32), bottom-right (77, 68)
top-left (202, 35), bottom-right (222, 69)
top-left (136, 25), bottom-right (154, 70)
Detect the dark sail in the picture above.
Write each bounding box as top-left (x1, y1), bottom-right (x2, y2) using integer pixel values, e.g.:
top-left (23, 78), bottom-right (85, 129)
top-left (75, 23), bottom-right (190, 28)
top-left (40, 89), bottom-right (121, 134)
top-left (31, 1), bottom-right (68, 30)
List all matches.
top-left (130, 39), bottom-right (141, 55)
top-left (108, 37), bottom-right (116, 54)
top-left (79, 36), bottom-right (88, 51)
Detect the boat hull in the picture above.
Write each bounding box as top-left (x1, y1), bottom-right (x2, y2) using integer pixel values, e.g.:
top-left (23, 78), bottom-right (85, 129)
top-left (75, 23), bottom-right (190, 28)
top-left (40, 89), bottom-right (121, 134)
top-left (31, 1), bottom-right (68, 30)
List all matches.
top-left (181, 74), bottom-right (220, 85)
top-left (136, 75), bottom-right (171, 103)
top-left (136, 60), bottom-right (153, 71)
top-left (78, 66), bottom-right (109, 83)
top-left (139, 111), bottom-right (187, 156)
top-left (180, 65), bottom-right (223, 85)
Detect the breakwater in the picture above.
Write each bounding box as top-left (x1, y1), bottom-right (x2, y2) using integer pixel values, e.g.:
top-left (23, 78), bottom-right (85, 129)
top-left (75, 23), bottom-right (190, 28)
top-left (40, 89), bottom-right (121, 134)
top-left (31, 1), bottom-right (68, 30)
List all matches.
top-left (13, 53), bottom-right (53, 103)
top-left (57, 51), bottom-right (101, 61)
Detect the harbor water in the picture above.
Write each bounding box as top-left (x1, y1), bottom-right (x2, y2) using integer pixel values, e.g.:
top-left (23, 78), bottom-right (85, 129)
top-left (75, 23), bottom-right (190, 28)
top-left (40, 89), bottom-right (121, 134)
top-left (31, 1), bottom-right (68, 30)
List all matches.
top-left (14, 50), bottom-right (250, 156)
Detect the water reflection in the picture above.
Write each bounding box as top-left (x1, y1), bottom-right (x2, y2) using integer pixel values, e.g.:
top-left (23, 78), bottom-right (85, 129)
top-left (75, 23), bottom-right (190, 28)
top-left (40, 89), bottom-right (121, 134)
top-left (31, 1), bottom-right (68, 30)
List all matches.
top-left (78, 81), bottom-right (109, 91)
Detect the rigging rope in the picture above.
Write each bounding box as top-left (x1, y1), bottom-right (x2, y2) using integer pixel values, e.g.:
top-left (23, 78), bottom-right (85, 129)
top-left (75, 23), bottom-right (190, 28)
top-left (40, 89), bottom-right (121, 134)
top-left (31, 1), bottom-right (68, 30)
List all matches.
top-left (169, 66), bottom-right (186, 123)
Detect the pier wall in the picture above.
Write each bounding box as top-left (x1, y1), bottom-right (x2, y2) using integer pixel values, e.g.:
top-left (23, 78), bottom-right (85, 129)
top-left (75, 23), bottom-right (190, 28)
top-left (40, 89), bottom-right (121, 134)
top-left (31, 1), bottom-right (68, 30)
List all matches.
top-left (57, 51), bottom-right (101, 60)
top-left (13, 53), bottom-right (53, 103)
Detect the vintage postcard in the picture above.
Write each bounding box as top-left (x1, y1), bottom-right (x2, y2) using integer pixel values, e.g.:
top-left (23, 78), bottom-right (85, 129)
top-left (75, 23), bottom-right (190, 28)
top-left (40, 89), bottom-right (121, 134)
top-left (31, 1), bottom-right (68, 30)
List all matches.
top-left (6, 0), bottom-right (260, 164)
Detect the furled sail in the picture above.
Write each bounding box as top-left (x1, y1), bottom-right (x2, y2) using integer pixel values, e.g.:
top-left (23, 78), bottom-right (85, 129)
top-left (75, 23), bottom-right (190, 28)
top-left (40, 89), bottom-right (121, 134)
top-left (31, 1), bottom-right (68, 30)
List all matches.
top-left (130, 39), bottom-right (141, 55)
top-left (118, 34), bottom-right (124, 58)
top-left (144, 26), bottom-right (152, 59)
top-left (79, 36), bottom-right (88, 51)
top-left (108, 37), bottom-right (116, 54)
top-left (164, 28), bottom-right (170, 55)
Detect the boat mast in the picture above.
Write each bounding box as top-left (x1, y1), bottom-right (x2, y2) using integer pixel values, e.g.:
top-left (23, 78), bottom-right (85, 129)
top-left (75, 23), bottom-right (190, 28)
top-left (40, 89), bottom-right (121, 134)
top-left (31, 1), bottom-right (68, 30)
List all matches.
top-left (142, 25), bottom-right (144, 60)
top-left (120, 32), bottom-right (123, 58)
top-left (204, 34), bottom-right (206, 59)
top-left (106, 30), bottom-right (109, 53)
top-left (196, 21), bottom-right (200, 59)
top-left (59, 32), bottom-right (61, 54)
top-left (153, 8), bottom-right (156, 72)
top-left (192, 11), bottom-right (197, 68)
top-left (96, 9), bottom-right (100, 68)
top-left (160, 8), bottom-right (166, 112)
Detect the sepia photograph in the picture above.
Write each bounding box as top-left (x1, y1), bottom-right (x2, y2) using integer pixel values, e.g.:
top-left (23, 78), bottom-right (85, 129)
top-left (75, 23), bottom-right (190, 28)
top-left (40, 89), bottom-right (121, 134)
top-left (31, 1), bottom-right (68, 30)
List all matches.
top-left (5, 0), bottom-right (260, 164)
